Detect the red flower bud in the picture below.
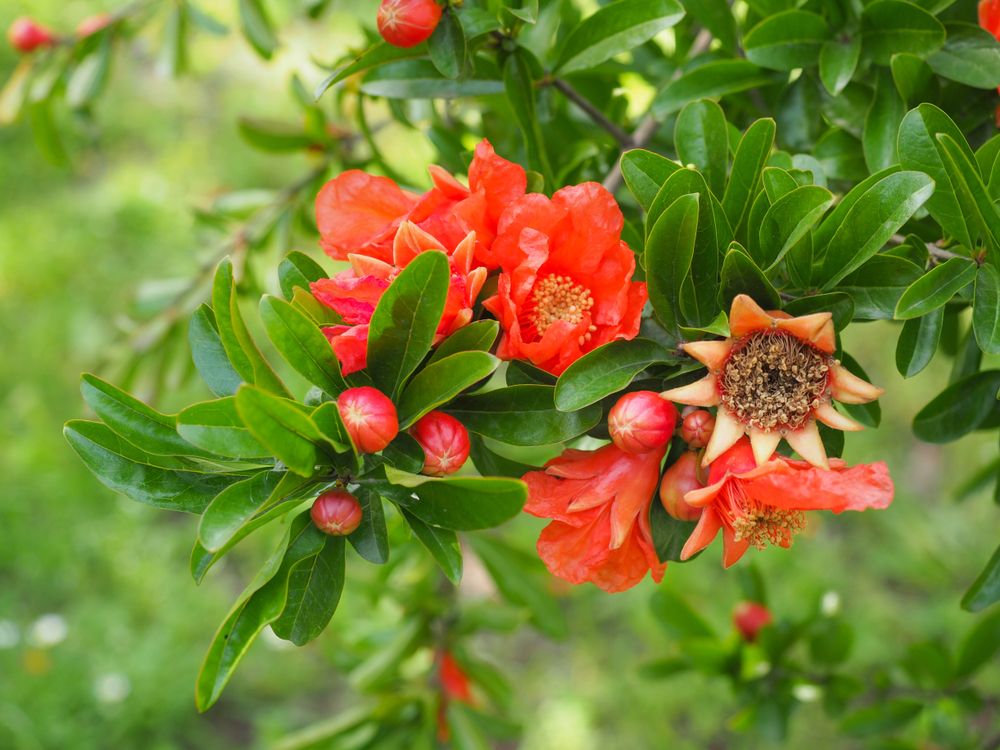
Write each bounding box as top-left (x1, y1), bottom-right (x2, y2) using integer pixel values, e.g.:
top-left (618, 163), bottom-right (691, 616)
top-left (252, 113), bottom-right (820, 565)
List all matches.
top-left (439, 651), bottom-right (474, 703)
top-left (310, 489), bottom-right (363, 536)
top-left (608, 391), bottom-right (678, 454)
top-left (732, 601), bottom-right (774, 642)
top-left (377, 0), bottom-right (442, 48)
top-left (659, 451), bottom-right (704, 522)
top-left (337, 387), bottom-right (399, 454)
top-left (8, 17), bottom-right (56, 53)
top-left (681, 409), bottom-right (715, 449)
top-left (410, 411), bottom-right (470, 476)
top-left (76, 13), bottom-right (113, 38)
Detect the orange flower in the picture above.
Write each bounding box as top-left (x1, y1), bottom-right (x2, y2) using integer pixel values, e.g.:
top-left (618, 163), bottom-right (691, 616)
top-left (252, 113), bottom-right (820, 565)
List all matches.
top-left (680, 437), bottom-right (893, 568)
top-left (661, 294), bottom-right (883, 470)
top-left (523, 443), bottom-right (667, 593)
top-left (311, 223), bottom-right (486, 374)
top-left (315, 139), bottom-right (525, 269)
top-left (482, 183), bottom-right (647, 375)
top-left (979, 0), bottom-right (1000, 126)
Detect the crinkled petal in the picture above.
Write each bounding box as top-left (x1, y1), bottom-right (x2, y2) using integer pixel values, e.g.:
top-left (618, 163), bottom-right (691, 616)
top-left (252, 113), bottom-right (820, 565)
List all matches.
top-left (322, 324), bottom-right (369, 375)
top-left (744, 461), bottom-right (894, 513)
top-left (316, 171), bottom-right (418, 260)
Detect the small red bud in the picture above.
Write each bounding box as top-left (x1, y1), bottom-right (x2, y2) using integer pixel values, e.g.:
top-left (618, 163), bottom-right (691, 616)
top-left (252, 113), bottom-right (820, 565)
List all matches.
top-left (608, 391), bottom-right (678, 454)
top-left (410, 411), bottom-right (470, 476)
top-left (733, 601), bottom-right (774, 642)
top-left (337, 387), bottom-right (399, 454)
top-left (439, 651), bottom-right (474, 703)
top-left (76, 13), bottom-right (113, 38)
top-left (659, 452), bottom-right (704, 522)
top-left (8, 17), bottom-right (56, 53)
top-left (681, 409), bottom-right (716, 449)
top-left (377, 0), bottom-right (442, 48)
top-left (311, 489), bottom-right (363, 536)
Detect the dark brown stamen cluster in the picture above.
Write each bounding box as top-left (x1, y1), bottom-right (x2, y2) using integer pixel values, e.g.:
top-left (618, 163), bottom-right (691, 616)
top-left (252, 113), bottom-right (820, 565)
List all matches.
top-left (719, 329), bottom-right (830, 431)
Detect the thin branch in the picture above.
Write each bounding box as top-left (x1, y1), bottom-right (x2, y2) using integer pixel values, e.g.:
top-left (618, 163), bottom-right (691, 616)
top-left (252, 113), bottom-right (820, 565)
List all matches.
top-left (889, 233), bottom-right (972, 264)
top-left (551, 78), bottom-right (634, 149)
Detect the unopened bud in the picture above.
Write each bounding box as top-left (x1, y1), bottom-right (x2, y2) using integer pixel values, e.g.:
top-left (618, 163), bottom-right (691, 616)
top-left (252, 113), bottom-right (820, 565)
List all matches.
top-left (337, 387), bottom-right (399, 454)
top-left (310, 489), bottom-right (363, 536)
top-left (681, 410), bottom-right (715, 449)
top-left (8, 17), bottom-right (56, 53)
top-left (608, 391), bottom-right (678, 454)
top-left (733, 601), bottom-right (774, 642)
top-left (410, 411), bottom-right (470, 476)
top-left (76, 13), bottom-right (113, 38)
top-left (377, 0), bottom-right (442, 48)
top-left (659, 452), bottom-right (704, 522)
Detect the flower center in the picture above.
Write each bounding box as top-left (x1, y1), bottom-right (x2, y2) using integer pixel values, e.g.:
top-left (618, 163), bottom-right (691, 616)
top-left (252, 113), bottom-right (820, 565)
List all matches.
top-left (527, 273), bottom-right (596, 342)
top-left (718, 329), bottom-right (830, 432)
top-left (724, 484), bottom-right (807, 551)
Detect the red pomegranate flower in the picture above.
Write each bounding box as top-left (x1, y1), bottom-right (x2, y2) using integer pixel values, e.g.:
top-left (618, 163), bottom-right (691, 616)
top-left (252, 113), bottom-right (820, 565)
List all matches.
top-left (680, 437), bottom-right (893, 568)
top-left (662, 294), bottom-right (883, 470)
top-left (482, 183), bottom-right (647, 375)
top-left (315, 139), bottom-right (525, 269)
top-left (311, 223), bottom-right (486, 374)
top-left (979, 0), bottom-right (1000, 125)
top-left (523, 443), bottom-right (667, 593)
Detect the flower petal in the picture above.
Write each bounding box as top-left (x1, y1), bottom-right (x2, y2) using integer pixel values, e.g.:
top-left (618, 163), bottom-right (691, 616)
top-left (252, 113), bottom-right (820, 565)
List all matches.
top-left (702, 406), bottom-right (746, 466)
top-left (660, 376), bottom-right (721, 408)
top-left (681, 339), bottom-right (733, 370)
top-left (729, 294), bottom-right (775, 338)
top-left (722, 526), bottom-right (751, 568)
top-left (393, 220), bottom-right (446, 267)
top-left (813, 402), bottom-right (863, 432)
top-left (316, 171), bottom-right (418, 260)
top-left (744, 461), bottom-right (894, 513)
top-left (748, 427), bottom-right (782, 466)
top-left (784, 420), bottom-right (829, 470)
top-left (829, 364), bottom-right (885, 404)
top-left (428, 164), bottom-right (470, 200)
top-left (680, 505), bottom-right (723, 560)
top-left (776, 312), bottom-right (836, 354)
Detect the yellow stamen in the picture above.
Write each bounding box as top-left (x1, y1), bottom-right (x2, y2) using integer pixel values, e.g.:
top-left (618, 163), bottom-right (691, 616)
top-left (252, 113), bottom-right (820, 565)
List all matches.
top-left (527, 274), bottom-right (594, 338)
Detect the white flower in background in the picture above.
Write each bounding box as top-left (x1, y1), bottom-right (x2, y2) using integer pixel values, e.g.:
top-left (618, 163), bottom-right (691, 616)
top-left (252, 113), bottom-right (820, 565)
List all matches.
top-left (94, 673), bottom-right (131, 704)
top-left (821, 591), bottom-right (841, 617)
top-left (0, 620), bottom-right (20, 649)
top-left (28, 614), bottom-right (67, 648)
top-left (793, 684), bottom-right (822, 702)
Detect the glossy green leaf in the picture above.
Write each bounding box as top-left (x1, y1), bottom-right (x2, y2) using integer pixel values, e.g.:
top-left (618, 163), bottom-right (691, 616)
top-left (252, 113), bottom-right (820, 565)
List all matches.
top-left (649, 497), bottom-right (699, 564)
top-left (444, 385), bottom-right (600, 446)
top-left (429, 320), bottom-right (499, 364)
top-left (937, 133), bottom-right (1000, 257)
top-left (720, 245), bottom-right (782, 311)
top-left (678, 0), bottom-right (736, 53)
top-left (782, 292), bottom-right (855, 331)
top-left (652, 60), bottom-right (783, 118)
top-left (912, 370), bottom-right (1000, 443)
top-left (380, 432), bottom-right (426, 475)
top-left (620, 149), bottom-right (682, 212)
top-left (962, 542), bottom-right (1000, 612)
top-left (757, 185), bottom-right (834, 270)
top-left (555, 0), bottom-right (684, 74)
top-left (260, 295), bottom-right (347, 396)
top-left (555, 339), bottom-right (679, 412)
top-left (819, 37), bottom-right (860, 97)
top-left (721, 118), bottom-right (775, 232)
top-left (836, 255), bottom-right (925, 319)
top-left (367, 250), bottom-right (450, 400)
top-left (674, 99), bottom-right (728, 199)
top-left (820, 171), bottom-right (935, 289)
top-left (271, 531), bottom-right (346, 646)
top-left (863, 68), bottom-right (906, 174)
top-left (315, 42), bottom-right (429, 100)
top-left (505, 0), bottom-right (538, 23)
top-left (199, 469), bottom-right (303, 552)
top-left (812, 166), bottom-right (901, 252)
top-left (234, 386), bottom-right (319, 476)
top-left (860, 0), bottom-right (944, 65)
top-left (891, 53), bottom-right (939, 107)
top-left (761, 167), bottom-right (798, 203)
top-left (503, 49), bottom-right (553, 189)
top-left (346, 485), bottom-right (389, 564)
top-left (278, 251), bottom-right (328, 302)
top-left (64, 420), bottom-right (243, 514)
top-left (974, 264), bottom-right (1000, 355)
top-left (646, 193), bottom-right (700, 338)
top-left (895, 257), bottom-right (977, 319)
top-left (397, 351), bottom-right (500, 428)
top-left (456, 6), bottom-right (502, 38)
top-left (955, 610), bottom-right (1000, 675)
top-left (928, 23), bottom-right (1000, 89)
top-left (744, 10), bottom-right (832, 71)
top-left (467, 435), bottom-right (536, 479)
top-left (177, 397), bottom-right (271, 458)
top-left (428, 10), bottom-right (466, 79)
top-left (400, 507), bottom-right (462, 585)
top-left (895, 307), bottom-right (944, 378)
top-left (360, 58), bottom-right (503, 99)
top-left (189, 304), bottom-right (244, 398)
top-left (238, 0), bottom-right (278, 60)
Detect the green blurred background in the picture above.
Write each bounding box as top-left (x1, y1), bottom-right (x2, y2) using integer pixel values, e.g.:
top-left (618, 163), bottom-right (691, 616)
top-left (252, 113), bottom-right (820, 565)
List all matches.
top-left (2, 1), bottom-right (1000, 748)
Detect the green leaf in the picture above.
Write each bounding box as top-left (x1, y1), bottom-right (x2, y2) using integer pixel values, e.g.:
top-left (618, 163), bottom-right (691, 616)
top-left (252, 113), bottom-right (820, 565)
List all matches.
top-left (456, 7), bottom-right (502, 39)
top-left (346, 486), bottom-right (389, 564)
top-left (757, 185), bottom-right (834, 270)
top-left (260, 295), bottom-right (347, 396)
top-left (505, 0), bottom-right (538, 23)
top-left (278, 251), bottom-right (329, 302)
top-left (863, 68), bottom-right (905, 174)
top-left (720, 245), bottom-right (782, 311)
top-left (199, 469), bottom-right (304, 552)
top-left (836, 255), bottom-right (925, 319)
top-left (555, 0), bottom-right (684, 74)
top-left (813, 166), bottom-right (901, 252)
top-left (937, 133), bottom-right (1000, 257)
top-left (820, 171), bottom-right (935, 290)
top-left (841, 699), bottom-right (923, 736)
top-left (238, 0), bottom-right (278, 60)
top-left (467, 435), bottom-right (536, 479)
top-left (962, 543), bottom-right (1000, 612)
top-left (891, 53), bottom-right (939, 107)
top-left (674, 99), bottom-right (728, 199)
top-left (189, 304), bottom-right (244, 398)
top-left (819, 37), bottom-right (860, 97)
top-left (67, 34), bottom-right (111, 108)
top-left (860, 0), bottom-right (945, 65)
top-left (367, 250), bottom-right (450, 400)
top-left (506, 360), bottom-right (557, 387)
top-left (895, 257), bottom-right (977, 319)
top-left (912, 370), bottom-right (1000, 443)
top-left (235, 386), bottom-right (320, 476)
top-left (782, 292), bottom-right (855, 331)
top-left (315, 42), bottom-right (429, 100)
top-left (974, 264), bottom-right (1000, 355)
top-left (271, 532), bottom-right (346, 646)
top-left (744, 10), bottom-right (832, 71)
top-left (721, 118), bottom-right (775, 233)
top-left (64, 420), bottom-right (243, 514)
top-left (30, 100), bottom-right (68, 169)
top-left (428, 10), bottom-right (466, 80)
top-left (621, 150), bottom-right (682, 212)
top-left (649, 496), bottom-right (699, 563)
top-left (503, 49), bottom-right (554, 189)
top-left (397, 351), bottom-right (500, 428)
top-left (895, 307), bottom-right (944, 378)
top-left (678, 0), bottom-right (736, 53)
top-left (399, 507), bottom-right (462, 584)
top-left (554, 339), bottom-right (678, 412)
top-left (376, 467), bottom-right (527, 530)
top-left (954, 610), bottom-right (1000, 676)
top-left (898, 104), bottom-right (977, 252)
top-left (652, 60), bottom-right (783, 118)
top-left (762, 167), bottom-right (798, 203)
top-left (360, 58), bottom-right (503, 99)
top-left (177, 397), bottom-right (271, 458)
top-left (380, 432), bottom-right (426, 474)
top-left (428, 320), bottom-right (499, 364)
top-left (650, 589), bottom-right (715, 639)
top-left (444, 385), bottom-right (600, 446)
top-left (928, 23), bottom-right (1000, 89)
top-left (646, 193), bottom-right (700, 338)
top-left (212, 259), bottom-right (290, 398)
top-left (237, 118), bottom-right (313, 153)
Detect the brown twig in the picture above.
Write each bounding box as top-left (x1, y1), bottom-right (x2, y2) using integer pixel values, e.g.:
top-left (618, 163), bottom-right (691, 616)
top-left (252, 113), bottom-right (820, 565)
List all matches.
top-left (551, 78), bottom-right (635, 149)
top-left (888, 233), bottom-right (971, 264)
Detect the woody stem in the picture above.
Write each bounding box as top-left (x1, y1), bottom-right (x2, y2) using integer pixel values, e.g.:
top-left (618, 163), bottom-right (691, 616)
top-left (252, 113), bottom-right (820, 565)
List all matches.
top-left (550, 78), bottom-right (635, 149)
